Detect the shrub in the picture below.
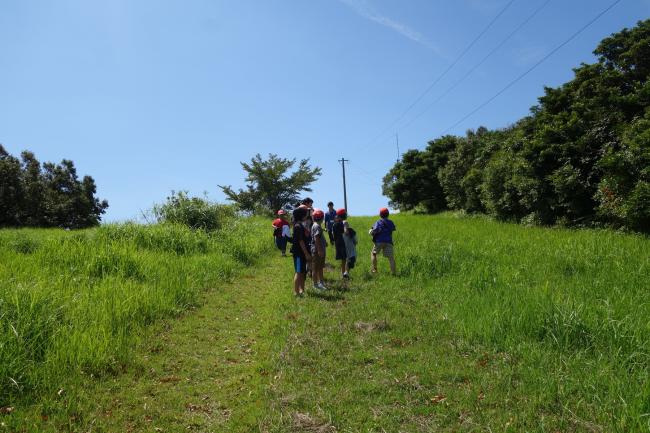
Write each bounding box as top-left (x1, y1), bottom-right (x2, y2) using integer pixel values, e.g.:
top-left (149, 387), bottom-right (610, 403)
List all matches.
top-left (152, 191), bottom-right (235, 231)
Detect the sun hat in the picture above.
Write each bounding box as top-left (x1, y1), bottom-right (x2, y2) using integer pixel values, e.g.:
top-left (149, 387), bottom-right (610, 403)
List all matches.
top-left (277, 209), bottom-right (286, 216)
top-left (336, 208), bottom-right (347, 217)
top-left (379, 207), bottom-right (389, 217)
top-left (312, 209), bottom-right (324, 220)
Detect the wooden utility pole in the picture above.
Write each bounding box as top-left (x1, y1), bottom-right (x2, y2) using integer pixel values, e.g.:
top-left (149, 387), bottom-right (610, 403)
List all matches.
top-left (338, 157), bottom-right (349, 211)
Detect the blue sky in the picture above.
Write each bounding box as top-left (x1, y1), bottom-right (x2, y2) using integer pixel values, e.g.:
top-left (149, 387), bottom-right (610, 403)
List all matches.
top-left (1, 0), bottom-right (648, 220)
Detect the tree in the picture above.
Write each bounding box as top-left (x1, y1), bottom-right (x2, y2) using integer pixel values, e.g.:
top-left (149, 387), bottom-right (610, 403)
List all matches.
top-left (0, 145), bottom-right (22, 226)
top-left (0, 146), bottom-right (108, 228)
top-left (19, 151), bottom-right (46, 226)
top-left (381, 19), bottom-right (650, 232)
top-left (219, 153), bottom-right (321, 215)
top-left (382, 136), bottom-right (456, 212)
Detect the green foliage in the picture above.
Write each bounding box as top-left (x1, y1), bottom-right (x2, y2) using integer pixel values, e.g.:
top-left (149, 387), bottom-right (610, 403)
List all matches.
top-left (151, 191), bottom-right (235, 231)
top-left (383, 136), bottom-right (457, 212)
top-left (220, 153), bottom-right (322, 215)
top-left (0, 217), bottom-right (271, 409)
top-left (0, 146), bottom-right (108, 229)
top-left (383, 19), bottom-right (650, 232)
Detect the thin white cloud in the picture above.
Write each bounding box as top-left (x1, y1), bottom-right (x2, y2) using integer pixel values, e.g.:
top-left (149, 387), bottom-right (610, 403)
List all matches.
top-left (337, 0), bottom-right (438, 52)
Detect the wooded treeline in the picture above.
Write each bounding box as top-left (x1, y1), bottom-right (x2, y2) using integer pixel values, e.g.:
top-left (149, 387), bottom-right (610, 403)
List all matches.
top-left (0, 145), bottom-right (108, 228)
top-left (383, 20), bottom-right (649, 232)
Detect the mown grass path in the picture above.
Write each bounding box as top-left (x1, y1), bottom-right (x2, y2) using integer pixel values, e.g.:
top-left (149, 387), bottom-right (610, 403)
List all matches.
top-left (75, 254), bottom-right (583, 433)
top-left (78, 256), bottom-right (291, 432)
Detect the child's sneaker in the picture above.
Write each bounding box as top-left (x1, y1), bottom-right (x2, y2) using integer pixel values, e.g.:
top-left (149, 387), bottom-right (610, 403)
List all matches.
top-left (343, 272), bottom-right (350, 279)
top-left (317, 281), bottom-right (328, 291)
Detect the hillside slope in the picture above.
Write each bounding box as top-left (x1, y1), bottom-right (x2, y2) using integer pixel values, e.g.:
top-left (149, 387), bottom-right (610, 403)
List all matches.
top-left (3, 214), bottom-right (649, 432)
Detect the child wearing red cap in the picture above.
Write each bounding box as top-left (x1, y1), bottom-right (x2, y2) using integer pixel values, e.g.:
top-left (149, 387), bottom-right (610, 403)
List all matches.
top-left (370, 207), bottom-right (396, 275)
top-left (272, 210), bottom-right (291, 256)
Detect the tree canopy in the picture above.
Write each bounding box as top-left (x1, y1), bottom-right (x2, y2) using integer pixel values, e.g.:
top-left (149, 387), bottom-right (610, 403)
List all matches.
top-left (383, 19), bottom-right (650, 232)
top-left (219, 153), bottom-right (321, 215)
top-left (0, 145), bottom-right (108, 228)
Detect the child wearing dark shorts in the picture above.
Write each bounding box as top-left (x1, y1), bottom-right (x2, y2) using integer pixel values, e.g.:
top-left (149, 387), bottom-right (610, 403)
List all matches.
top-left (332, 208), bottom-right (349, 279)
top-left (291, 207), bottom-right (311, 296)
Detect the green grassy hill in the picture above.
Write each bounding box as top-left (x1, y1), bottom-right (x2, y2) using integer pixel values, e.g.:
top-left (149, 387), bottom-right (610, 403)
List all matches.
top-left (1, 213), bottom-right (649, 432)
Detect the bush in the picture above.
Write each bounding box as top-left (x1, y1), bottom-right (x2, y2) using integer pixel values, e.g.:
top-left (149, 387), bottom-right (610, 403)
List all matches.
top-left (624, 181), bottom-right (650, 231)
top-left (152, 191), bottom-right (235, 231)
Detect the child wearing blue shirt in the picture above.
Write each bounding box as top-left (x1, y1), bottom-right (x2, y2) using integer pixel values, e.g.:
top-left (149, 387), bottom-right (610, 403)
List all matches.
top-left (324, 201), bottom-right (337, 244)
top-left (369, 207), bottom-right (396, 275)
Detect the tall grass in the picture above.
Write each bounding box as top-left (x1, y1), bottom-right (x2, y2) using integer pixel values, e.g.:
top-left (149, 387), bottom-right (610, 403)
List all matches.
top-left (348, 212), bottom-right (650, 430)
top-left (0, 218), bottom-right (271, 408)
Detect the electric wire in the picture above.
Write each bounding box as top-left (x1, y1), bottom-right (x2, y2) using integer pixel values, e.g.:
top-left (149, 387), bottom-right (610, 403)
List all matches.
top-left (360, 0), bottom-right (517, 151)
top-left (348, 162), bottom-right (384, 189)
top-left (396, 0), bottom-right (553, 135)
top-left (439, 0), bottom-right (622, 135)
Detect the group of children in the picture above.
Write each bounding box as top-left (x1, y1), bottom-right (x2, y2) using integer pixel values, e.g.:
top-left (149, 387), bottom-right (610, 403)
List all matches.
top-left (272, 198), bottom-right (396, 297)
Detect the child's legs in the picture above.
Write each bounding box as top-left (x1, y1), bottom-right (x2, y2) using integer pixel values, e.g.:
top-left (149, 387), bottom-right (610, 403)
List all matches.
top-left (293, 256), bottom-right (306, 293)
top-left (383, 244), bottom-right (396, 274)
top-left (340, 259), bottom-right (347, 274)
top-left (277, 237), bottom-right (287, 254)
top-left (315, 259), bottom-right (324, 282)
top-left (294, 272), bottom-right (302, 293)
top-left (388, 256), bottom-right (396, 274)
top-left (371, 246), bottom-right (378, 271)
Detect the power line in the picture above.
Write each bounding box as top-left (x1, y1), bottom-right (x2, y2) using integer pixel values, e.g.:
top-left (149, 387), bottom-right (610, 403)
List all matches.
top-left (395, 133), bottom-right (400, 161)
top-left (396, 0), bottom-right (553, 134)
top-left (349, 170), bottom-right (382, 189)
top-left (348, 162), bottom-right (383, 188)
top-left (361, 0), bottom-right (517, 151)
top-left (440, 0), bottom-right (622, 135)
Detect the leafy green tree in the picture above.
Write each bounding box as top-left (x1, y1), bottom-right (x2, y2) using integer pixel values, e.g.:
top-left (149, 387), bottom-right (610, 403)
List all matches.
top-left (19, 151), bottom-right (46, 226)
top-left (0, 145), bottom-right (22, 226)
top-left (41, 159), bottom-right (109, 228)
top-left (382, 19), bottom-right (650, 232)
top-left (219, 153), bottom-right (321, 215)
top-left (0, 146), bottom-right (108, 228)
top-left (383, 136), bottom-right (456, 212)
top-left (438, 127), bottom-right (494, 213)
top-left (596, 111), bottom-right (650, 229)
top-left (480, 151), bottom-right (539, 221)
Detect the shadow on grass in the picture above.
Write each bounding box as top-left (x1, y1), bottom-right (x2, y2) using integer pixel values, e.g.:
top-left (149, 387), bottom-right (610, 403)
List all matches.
top-left (306, 289), bottom-right (345, 302)
top-left (327, 279), bottom-right (355, 292)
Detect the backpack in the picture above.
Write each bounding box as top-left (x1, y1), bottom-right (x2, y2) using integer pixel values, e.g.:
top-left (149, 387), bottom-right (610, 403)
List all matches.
top-left (370, 219), bottom-right (388, 243)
